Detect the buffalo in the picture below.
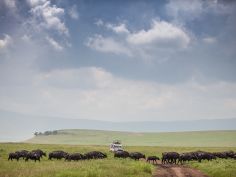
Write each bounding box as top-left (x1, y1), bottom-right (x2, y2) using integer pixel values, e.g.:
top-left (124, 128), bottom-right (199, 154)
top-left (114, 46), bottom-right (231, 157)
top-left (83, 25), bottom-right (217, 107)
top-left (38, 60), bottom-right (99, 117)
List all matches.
top-left (129, 152), bottom-right (146, 160)
top-left (25, 152), bottom-right (41, 162)
top-left (15, 150), bottom-right (29, 160)
top-left (162, 152), bottom-right (180, 164)
top-left (213, 151), bottom-right (235, 159)
top-left (178, 153), bottom-right (195, 164)
top-left (146, 156), bottom-right (160, 164)
top-left (84, 151), bottom-right (107, 159)
top-left (48, 151), bottom-right (68, 160)
top-left (190, 151), bottom-right (215, 162)
top-left (8, 152), bottom-right (20, 161)
top-left (32, 149), bottom-right (46, 158)
top-left (65, 153), bottom-right (85, 161)
top-left (114, 150), bottom-right (130, 158)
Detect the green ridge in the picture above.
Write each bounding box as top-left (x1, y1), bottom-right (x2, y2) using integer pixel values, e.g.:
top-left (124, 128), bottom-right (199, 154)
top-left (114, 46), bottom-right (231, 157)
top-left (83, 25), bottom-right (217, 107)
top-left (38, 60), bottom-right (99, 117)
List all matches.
top-left (25, 129), bottom-right (236, 147)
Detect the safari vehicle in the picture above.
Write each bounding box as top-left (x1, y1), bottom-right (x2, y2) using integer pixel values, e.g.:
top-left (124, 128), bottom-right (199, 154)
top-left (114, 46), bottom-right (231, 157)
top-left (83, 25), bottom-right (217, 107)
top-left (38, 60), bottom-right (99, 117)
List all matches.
top-left (110, 140), bottom-right (123, 152)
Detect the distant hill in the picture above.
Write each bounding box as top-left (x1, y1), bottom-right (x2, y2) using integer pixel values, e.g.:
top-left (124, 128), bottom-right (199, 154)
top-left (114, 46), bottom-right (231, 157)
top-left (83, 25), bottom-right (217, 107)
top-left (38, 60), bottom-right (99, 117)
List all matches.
top-left (26, 129), bottom-right (236, 147)
top-left (1, 110), bottom-right (236, 141)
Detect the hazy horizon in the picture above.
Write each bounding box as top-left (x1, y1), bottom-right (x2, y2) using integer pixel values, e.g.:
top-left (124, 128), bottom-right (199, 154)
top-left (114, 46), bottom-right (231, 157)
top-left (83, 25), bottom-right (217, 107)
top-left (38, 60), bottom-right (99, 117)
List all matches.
top-left (1, 109), bottom-right (236, 142)
top-left (1, 0), bottom-right (236, 141)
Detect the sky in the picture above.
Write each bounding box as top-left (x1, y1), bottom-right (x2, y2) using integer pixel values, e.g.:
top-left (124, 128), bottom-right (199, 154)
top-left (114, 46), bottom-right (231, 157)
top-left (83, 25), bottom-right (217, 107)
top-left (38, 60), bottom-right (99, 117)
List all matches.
top-left (0, 0), bottom-right (236, 122)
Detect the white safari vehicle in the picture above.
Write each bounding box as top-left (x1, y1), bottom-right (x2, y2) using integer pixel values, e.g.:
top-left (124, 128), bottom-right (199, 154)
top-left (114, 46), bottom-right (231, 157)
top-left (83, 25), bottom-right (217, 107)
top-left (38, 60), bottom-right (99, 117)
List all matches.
top-left (110, 140), bottom-right (123, 152)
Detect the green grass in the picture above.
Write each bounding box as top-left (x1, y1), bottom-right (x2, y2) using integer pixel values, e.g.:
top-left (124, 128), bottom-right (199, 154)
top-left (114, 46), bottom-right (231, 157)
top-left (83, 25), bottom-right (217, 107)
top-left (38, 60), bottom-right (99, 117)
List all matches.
top-left (26, 129), bottom-right (236, 147)
top-left (190, 159), bottom-right (236, 177)
top-left (0, 143), bottom-right (154, 177)
top-left (0, 143), bottom-right (236, 177)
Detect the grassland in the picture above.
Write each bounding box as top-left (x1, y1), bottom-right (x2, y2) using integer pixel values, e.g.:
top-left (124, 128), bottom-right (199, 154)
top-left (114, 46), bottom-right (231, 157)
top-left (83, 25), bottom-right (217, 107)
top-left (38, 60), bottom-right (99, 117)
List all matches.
top-left (26, 129), bottom-right (236, 147)
top-left (0, 143), bottom-right (236, 177)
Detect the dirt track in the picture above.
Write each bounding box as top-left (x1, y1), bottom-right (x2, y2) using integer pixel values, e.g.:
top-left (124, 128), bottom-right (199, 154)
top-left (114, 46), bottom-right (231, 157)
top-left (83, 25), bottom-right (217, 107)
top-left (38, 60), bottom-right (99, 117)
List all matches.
top-left (152, 161), bottom-right (209, 177)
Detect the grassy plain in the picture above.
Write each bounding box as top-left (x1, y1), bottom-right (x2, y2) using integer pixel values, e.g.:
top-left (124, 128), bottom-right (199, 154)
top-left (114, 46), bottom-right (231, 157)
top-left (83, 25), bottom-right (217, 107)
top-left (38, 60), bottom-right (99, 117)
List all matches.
top-left (0, 143), bottom-right (236, 177)
top-left (26, 129), bottom-right (236, 147)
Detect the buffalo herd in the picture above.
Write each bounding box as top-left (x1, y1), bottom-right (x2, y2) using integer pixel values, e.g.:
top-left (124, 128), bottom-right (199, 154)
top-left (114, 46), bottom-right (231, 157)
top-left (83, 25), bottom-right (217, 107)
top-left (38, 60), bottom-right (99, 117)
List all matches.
top-left (162, 150), bottom-right (236, 164)
top-left (8, 150), bottom-right (107, 162)
top-left (7, 149), bottom-right (236, 165)
top-left (8, 149), bottom-right (46, 162)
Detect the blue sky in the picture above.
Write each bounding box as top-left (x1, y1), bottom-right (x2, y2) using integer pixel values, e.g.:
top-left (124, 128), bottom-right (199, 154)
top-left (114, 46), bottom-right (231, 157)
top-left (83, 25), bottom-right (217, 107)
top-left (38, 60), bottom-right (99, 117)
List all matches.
top-left (0, 0), bottom-right (236, 122)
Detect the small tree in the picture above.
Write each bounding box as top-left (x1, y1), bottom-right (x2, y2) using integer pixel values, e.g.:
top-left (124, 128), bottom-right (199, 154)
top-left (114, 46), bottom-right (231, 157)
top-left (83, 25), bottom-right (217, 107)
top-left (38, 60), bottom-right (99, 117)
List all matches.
top-left (38, 132), bottom-right (43, 136)
top-left (52, 130), bottom-right (58, 135)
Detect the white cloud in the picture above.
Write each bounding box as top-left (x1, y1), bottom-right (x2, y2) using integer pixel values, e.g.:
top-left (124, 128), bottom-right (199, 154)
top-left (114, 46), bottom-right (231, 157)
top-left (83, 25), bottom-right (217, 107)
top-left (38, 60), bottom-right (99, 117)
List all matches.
top-left (0, 34), bottom-right (12, 50)
top-left (127, 20), bottom-right (190, 48)
top-left (95, 19), bottom-right (104, 26)
top-left (166, 0), bottom-right (203, 22)
top-left (3, 0), bottom-right (17, 10)
top-left (166, 0), bottom-right (234, 23)
top-left (68, 5), bottom-right (79, 20)
top-left (21, 35), bottom-right (31, 42)
top-left (1, 67), bottom-right (236, 121)
top-left (27, 0), bottom-right (47, 7)
top-left (87, 19), bottom-right (190, 59)
top-left (46, 36), bottom-right (63, 51)
top-left (203, 37), bottom-right (217, 44)
top-left (106, 23), bottom-right (129, 34)
top-left (86, 35), bottom-right (132, 56)
top-left (30, 1), bottom-right (69, 36)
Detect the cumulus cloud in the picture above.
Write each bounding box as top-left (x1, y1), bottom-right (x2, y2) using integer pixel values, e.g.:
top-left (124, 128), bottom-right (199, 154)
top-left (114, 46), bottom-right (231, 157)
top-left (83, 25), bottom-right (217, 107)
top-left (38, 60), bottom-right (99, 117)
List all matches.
top-left (1, 66), bottom-right (236, 121)
top-left (166, 0), bottom-right (203, 22)
top-left (0, 34), bottom-right (12, 50)
top-left (166, 0), bottom-right (234, 23)
top-left (127, 20), bottom-right (190, 48)
top-left (86, 35), bottom-right (132, 56)
top-left (95, 20), bottom-right (129, 34)
top-left (24, 0), bottom-right (70, 52)
top-left (46, 36), bottom-right (63, 51)
top-left (87, 19), bottom-right (190, 59)
top-left (68, 5), bottom-right (79, 20)
top-left (27, 0), bottom-right (47, 7)
top-left (3, 0), bottom-right (17, 10)
top-left (95, 19), bottom-right (104, 26)
top-left (106, 23), bottom-right (129, 34)
top-left (29, 0), bottom-right (69, 36)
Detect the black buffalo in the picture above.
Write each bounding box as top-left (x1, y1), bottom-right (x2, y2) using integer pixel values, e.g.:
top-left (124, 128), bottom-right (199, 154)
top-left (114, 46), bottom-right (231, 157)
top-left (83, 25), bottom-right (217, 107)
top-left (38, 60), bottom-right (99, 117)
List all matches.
top-left (224, 151), bottom-right (235, 158)
top-left (65, 153), bottom-right (85, 161)
top-left (146, 156), bottom-right (160, 164)
top-left (8, 152), bottom-right (20, 161)
top-left (25, 152), bottom-right (41, 162)
top-left (48, 151), bottom-right (68, 160)
top-left (129, 152), bottom-right (146, 160)
top-left (178, 153), bottom-right (195, 164)
top-left (191, 151), bottom-right (215, 162)
top-left (15, 150), bottom-right (29, 159)
top-left (162, 152), bottom-right (180, 164)
top-left (84, 151), bottom-right (107, 159)
top-left (213, 151), bottom-right (235, 159)
top-left (32, 149), bottom-right (46, 158)
top-left (114, 150), bottom-right (130, 158)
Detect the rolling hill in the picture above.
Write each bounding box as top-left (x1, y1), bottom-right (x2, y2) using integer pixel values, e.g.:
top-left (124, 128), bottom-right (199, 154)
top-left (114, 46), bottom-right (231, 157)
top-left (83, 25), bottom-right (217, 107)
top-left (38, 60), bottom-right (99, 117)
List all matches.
top-left (25, 129), bottom-right (236, 147)
top-left (1, 110), bottom-right (236, 141)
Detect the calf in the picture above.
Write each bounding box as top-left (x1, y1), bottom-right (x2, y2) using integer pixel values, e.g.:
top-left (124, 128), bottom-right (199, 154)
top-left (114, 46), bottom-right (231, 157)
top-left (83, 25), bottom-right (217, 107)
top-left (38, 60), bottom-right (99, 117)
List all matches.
top-left (8, 152), bottom-right (20, 161)
top-left (146, 156), bottom-right (160, 164)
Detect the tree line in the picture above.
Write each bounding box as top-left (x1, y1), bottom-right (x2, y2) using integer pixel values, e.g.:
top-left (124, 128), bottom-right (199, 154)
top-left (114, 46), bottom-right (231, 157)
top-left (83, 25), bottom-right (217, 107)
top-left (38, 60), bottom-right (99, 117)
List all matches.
top-left (34, 130), bottom-right (58, 136)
